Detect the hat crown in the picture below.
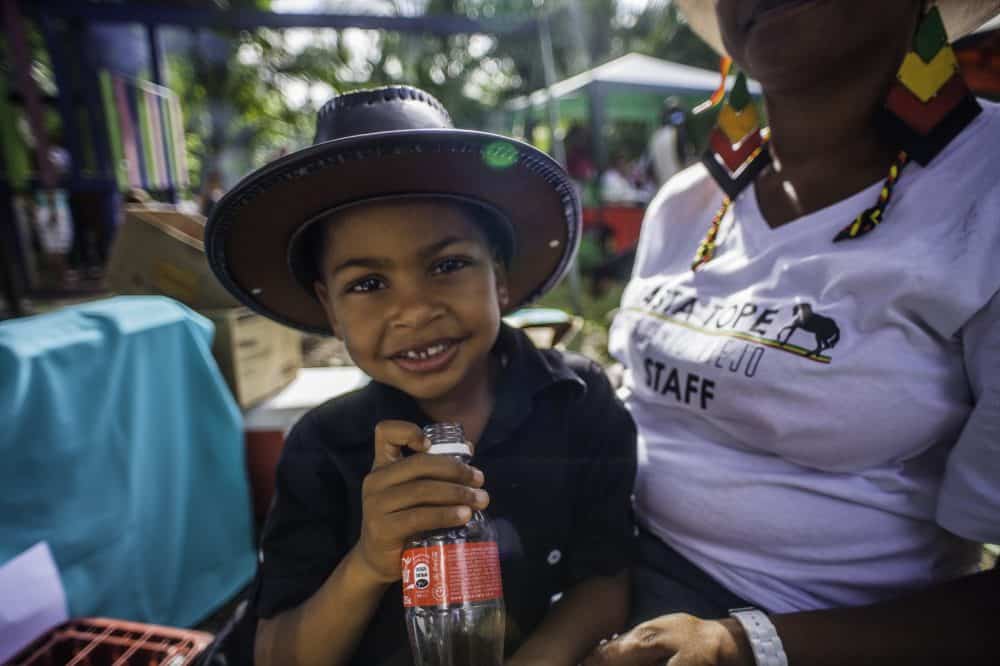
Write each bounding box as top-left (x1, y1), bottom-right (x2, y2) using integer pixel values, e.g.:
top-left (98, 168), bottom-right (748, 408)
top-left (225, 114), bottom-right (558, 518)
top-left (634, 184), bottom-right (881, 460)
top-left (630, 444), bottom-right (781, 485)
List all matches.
top-left (313, 85), bottom-right (453, 144)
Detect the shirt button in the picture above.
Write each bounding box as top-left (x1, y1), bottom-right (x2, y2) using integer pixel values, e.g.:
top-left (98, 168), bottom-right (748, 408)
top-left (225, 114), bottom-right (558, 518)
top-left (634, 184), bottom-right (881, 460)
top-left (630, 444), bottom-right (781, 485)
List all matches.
top-left (547, 549), bottom-right (562, 565)
top-left (258, 550), bottom-right (265, 564)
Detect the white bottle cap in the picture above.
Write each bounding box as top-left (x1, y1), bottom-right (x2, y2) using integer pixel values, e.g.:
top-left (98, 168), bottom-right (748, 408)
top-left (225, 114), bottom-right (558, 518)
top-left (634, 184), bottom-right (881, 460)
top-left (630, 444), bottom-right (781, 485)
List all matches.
top-left (428, 442), bottom-right (472, 456)
top-left (423, 423), bottom-right (470, 457)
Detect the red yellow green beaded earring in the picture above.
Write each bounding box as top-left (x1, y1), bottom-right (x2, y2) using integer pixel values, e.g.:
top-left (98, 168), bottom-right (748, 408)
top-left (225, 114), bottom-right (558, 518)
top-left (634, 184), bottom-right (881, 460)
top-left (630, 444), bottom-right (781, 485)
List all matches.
top-left (700, 58), bottom-right (771, 202)
top-left (693, 58), bottom-right (771, 270)
top-left (834, 3), bottom-right (981, 241)
top-left (693, 5), bottom-right (982, 269)
top-left (880, 4), bottom-right (981, 166)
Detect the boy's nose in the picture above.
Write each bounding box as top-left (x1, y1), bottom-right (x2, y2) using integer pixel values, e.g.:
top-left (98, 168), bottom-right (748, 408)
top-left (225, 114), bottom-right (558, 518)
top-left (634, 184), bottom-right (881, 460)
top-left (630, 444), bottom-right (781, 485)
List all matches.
top-left (389, 284), bottom-right (445, 329)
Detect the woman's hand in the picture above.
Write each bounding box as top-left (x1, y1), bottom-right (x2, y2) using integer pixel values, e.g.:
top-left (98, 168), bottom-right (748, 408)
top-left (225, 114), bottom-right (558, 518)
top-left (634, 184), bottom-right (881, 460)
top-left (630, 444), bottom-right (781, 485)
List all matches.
top-left (582, 614), bottom-right (752, 666)
top-left (355, 420), bottom-right (489, 583)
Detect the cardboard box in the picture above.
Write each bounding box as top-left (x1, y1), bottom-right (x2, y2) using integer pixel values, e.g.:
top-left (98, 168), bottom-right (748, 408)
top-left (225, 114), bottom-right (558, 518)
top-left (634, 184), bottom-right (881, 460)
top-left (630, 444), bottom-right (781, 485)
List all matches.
top-left (204, 307), bottom-right (303, 409)
top-left (106, 205), bottom-right (239, 310)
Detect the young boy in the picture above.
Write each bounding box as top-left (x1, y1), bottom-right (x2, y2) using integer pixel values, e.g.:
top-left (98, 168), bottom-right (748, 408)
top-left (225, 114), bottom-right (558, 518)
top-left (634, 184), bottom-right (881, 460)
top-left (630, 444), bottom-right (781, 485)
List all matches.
top-left (204, 86), bottom-right (637, 666)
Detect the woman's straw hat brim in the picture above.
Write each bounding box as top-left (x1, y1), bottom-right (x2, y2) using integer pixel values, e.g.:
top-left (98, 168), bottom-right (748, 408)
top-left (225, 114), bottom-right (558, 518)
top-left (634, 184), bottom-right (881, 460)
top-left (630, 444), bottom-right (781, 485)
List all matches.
top-left (675, 0), bottom-right (1000, 54)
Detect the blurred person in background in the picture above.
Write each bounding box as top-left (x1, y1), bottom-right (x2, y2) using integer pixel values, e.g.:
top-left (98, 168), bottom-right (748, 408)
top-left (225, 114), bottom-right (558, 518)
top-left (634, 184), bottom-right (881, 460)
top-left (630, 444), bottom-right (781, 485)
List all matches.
top-left (565, 123), bottom-right (598, 184)
top-left (647, 98), bottom-right (688, 186)
top-left (601, 152), bottom-right (655, 205)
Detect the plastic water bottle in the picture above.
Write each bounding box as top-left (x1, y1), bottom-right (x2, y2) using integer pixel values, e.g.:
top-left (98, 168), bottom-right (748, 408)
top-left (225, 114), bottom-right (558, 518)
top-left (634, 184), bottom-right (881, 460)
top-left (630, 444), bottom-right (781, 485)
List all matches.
top-left (402, 423), bottom-right (505, 666)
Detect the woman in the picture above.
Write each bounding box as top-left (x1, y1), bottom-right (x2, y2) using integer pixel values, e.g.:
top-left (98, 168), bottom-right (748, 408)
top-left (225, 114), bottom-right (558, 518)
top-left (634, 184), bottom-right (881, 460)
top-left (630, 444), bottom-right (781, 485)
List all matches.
top-left (587, 1), bottom-right (1000, 665)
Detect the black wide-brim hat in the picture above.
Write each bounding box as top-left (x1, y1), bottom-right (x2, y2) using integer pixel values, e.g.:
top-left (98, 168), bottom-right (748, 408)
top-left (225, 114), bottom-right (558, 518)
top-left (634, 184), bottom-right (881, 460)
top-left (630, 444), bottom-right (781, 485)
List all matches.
top-left (204, 85), bottom-right (581, 335)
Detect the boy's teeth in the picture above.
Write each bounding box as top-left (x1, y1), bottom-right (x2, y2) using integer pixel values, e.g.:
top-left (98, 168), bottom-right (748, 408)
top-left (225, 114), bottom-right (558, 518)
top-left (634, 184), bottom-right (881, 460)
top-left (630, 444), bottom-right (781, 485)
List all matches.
top-left (401, 342), bottom-right (450, 360)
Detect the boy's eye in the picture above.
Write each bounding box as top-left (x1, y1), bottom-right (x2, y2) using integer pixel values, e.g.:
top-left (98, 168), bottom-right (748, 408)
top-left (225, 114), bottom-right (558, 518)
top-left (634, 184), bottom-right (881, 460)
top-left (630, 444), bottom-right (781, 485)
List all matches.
top-left (346, 276), bottom-right (385, 294)
top-left (432, 257), bottom-right (470, 275)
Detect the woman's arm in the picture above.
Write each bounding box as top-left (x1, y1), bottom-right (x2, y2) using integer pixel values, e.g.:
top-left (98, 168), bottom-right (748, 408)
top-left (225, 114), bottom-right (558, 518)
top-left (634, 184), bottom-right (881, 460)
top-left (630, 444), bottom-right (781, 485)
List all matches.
top-left (584, 564), bottom-right (1000, 666)
top-left (765, 564), bottom-right (999, 666)
top-left (507, 571), bottom-right (629, 666)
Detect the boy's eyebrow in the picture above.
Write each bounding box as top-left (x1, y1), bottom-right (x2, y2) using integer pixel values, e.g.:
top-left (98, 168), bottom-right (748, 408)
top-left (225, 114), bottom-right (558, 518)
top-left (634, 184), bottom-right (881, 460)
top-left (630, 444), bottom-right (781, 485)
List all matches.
top-left (416, 236), bottom-right (473, 258)
top-left (330, 257), bottom-right (392, 278)
top-left (330, 236), bottom-right (474, 277)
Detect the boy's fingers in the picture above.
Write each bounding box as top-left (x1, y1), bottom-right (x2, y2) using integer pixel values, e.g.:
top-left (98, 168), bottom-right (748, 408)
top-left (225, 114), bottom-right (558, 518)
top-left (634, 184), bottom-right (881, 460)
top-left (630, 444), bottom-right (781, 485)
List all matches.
top-left (386, 505), bottom-right (473, 540)
top-left (372, 420), bottom-right (428, 469)
top-left (374, 480), bottom-right (490, 514)
top-left (365, 453), bottom-right (484, 495)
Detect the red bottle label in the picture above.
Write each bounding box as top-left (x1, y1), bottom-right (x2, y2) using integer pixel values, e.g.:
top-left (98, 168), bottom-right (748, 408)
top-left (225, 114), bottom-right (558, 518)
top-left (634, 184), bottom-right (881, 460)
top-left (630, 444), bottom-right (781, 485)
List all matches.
top-left (401, 541), bottom-right (503, 608)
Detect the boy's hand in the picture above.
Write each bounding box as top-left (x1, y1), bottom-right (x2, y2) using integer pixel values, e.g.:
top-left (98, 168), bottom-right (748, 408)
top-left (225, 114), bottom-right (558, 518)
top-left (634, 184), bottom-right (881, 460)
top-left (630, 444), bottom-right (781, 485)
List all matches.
top-left (356, 420), bottom-right (488, 583)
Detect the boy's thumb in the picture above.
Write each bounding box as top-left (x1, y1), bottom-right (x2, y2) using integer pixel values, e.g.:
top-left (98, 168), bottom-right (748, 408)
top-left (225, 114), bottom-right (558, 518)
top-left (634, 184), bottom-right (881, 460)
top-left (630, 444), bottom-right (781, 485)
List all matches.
top-left (372, 420), bottom-right (429, 468)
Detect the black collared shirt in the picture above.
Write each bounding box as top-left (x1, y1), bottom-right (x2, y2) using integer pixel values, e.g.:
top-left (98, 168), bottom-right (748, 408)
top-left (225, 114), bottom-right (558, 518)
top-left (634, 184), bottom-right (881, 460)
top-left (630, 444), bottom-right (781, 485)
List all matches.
top-left (253, 325), bottom-right (637, 665)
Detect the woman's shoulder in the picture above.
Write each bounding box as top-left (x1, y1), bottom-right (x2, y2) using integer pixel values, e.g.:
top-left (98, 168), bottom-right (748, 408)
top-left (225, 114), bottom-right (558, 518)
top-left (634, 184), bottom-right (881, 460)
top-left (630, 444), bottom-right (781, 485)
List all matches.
top-left (963, 98), bottom-right (1000, 141)
top-left (918, 100), bottom-right (1000, 193)
top-left (886, 101), bottom-right (1000, 329)
top-left (647, 162), bottom-right (722, 223)
top-left (632, 164), bottom-right (722, 276)
top-left (903, 100), bottom-right (1000, 234)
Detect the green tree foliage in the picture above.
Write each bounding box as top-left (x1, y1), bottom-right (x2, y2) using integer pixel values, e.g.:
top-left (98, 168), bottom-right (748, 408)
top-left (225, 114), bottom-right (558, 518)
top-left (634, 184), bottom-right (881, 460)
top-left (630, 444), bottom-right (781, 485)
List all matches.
top-left (617, 1), bottom-right (717, 71)
top-left (164, 0), bottom-right (718, 185)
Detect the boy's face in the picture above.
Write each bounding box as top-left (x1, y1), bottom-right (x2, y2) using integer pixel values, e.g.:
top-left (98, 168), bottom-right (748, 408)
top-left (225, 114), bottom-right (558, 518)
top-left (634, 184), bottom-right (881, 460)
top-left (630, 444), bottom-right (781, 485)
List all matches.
top-left (314, 199), bottom-right (507, 404)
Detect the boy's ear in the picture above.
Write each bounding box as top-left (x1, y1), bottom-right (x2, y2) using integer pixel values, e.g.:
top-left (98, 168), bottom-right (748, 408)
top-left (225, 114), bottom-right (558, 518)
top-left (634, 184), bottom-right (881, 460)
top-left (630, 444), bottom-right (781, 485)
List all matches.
top-left (313, 280), bottom-right (341, 338)
top-left (493, 261), bottom-right (510, 308)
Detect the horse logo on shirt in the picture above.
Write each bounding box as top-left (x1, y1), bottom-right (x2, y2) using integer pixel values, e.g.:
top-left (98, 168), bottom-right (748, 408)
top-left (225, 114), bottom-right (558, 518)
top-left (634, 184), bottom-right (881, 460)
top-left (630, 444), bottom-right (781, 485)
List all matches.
top-left (777, 304), bottom-right (841, 357)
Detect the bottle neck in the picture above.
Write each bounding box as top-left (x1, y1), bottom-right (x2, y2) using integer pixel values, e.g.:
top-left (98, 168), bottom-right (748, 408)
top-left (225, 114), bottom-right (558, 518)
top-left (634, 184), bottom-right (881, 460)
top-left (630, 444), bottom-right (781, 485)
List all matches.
top-left (424, 423), bottom-right (470, 458)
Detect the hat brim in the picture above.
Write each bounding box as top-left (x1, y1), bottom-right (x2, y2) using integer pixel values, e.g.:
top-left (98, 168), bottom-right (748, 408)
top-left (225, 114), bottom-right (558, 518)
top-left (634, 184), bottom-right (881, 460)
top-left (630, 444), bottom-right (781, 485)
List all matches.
top-left (676, 0), bottom-right (1000, 55)
top-left (205, 129), bottom-right (581, 335)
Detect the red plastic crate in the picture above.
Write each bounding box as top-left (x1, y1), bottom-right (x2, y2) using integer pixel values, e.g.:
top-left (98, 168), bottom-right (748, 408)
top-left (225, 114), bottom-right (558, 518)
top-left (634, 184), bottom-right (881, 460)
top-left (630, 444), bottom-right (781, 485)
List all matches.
top-left (9, 618), bottom-right (213, 666)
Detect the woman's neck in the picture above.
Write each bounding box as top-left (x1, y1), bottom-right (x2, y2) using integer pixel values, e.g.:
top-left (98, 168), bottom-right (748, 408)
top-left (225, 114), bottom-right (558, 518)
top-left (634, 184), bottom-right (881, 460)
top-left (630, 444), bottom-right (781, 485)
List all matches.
top-left (754, 35), bottom-right (908, 227)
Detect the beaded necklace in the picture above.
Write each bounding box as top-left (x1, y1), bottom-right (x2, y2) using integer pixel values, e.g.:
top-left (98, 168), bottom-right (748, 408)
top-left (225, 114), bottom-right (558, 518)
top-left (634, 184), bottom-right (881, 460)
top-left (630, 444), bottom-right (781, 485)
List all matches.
top-left (692, 6), bottom-right (978, 272)
top-left (691, 148), bottom-right (910, 271)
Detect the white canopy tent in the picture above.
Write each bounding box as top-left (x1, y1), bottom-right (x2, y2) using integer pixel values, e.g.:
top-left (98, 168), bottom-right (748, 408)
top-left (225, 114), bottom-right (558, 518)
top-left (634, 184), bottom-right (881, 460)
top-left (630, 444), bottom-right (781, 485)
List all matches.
top-left (505, 52), bottom-right (757, 111)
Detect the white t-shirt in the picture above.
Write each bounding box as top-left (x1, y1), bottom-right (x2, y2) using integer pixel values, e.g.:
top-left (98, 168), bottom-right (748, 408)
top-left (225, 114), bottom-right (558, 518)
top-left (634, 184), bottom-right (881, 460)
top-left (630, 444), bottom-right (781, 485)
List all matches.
top-left (610, 101), bottom-right (1000, 613)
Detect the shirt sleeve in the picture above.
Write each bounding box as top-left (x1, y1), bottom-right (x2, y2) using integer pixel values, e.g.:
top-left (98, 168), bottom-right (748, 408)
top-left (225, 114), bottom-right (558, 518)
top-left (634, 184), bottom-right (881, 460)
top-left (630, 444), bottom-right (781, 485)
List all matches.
top-left (937, 290), bottom-right (1000, 544)
top-left (565, 361), bottom-right (639, 585)
top-left (253, 414), bottom-right (350, 618)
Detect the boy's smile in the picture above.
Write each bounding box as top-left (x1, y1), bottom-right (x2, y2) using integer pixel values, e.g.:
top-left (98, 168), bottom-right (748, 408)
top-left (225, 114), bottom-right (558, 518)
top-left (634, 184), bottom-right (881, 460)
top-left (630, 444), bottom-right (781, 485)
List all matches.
top-left (388, 337), bottom-right (463, 374)
top-left (313, 199), bottom-right (506, 410)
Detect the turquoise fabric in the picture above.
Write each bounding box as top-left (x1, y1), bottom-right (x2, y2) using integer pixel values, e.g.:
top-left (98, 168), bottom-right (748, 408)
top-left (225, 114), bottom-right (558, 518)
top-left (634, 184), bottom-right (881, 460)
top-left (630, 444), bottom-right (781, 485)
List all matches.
top-left (0, 296), bottom-right (256, 627)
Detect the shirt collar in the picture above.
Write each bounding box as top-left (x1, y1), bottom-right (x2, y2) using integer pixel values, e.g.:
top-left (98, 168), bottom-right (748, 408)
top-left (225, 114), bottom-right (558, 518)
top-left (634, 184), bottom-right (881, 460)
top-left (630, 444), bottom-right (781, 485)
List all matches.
top-left (370, 323), bottom-right (585, 449)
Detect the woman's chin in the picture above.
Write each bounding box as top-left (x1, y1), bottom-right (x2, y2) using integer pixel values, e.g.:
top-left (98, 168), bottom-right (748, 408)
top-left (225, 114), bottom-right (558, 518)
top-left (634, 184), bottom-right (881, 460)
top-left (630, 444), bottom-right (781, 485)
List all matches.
top-left (744, 33), bottom-right (862, 94)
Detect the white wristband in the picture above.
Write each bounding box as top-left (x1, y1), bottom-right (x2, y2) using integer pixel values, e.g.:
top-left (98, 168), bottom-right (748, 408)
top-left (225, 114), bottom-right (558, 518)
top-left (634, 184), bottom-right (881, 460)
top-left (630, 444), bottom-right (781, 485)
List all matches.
top-left (729, 607), bottom-right (788, 666)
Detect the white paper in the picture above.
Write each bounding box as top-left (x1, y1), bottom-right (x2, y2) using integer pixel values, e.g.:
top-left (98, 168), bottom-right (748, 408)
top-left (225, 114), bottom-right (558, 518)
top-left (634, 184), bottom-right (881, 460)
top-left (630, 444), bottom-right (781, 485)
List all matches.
top-left (0, 542), bottom-right (69, 663)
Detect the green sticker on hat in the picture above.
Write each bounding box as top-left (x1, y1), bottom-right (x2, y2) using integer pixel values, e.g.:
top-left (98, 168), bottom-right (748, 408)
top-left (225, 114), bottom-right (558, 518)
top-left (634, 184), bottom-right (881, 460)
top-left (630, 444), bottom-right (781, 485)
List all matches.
top-left (482, 141), bottom-right (519, 170)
